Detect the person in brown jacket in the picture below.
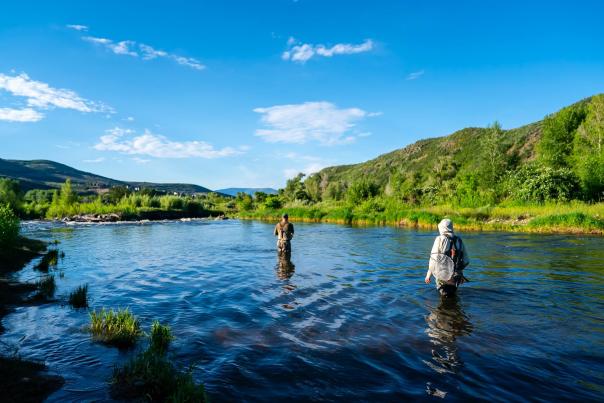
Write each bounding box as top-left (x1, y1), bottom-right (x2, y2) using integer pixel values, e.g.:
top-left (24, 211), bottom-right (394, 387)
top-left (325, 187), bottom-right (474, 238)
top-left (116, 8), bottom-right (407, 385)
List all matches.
top-left (274, 213), bottom-right (294, 255)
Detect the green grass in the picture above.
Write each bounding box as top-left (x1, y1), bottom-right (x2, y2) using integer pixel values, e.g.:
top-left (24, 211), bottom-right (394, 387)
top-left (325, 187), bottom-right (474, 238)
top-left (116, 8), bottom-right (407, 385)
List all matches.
top-left (68, 284), bottom-right (88, 308)
top-left (35, 275), bottom-right (56, 299)
top-left (238, 199), bottom-right (604, 234)
top-left (89, 308), bottom-right (143, 348)
top-left (110, 349), bottom-right (207, 402)
top-left (34, 249), bottom-right (59, 271)
top-left (150, 321), bottom-right (174, 354)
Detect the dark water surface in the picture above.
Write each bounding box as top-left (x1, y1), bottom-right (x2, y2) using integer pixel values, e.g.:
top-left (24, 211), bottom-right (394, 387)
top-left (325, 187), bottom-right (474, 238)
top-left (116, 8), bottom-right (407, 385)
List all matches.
top-left (4, 220), bottom-right (604, 401)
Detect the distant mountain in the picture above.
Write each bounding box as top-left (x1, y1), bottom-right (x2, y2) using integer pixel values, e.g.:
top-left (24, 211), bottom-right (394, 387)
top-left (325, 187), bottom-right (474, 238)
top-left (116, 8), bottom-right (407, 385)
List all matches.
top-left (216, 187), bottom-right (278, 196)
top-left (0, 158), bottom-right (218, 195)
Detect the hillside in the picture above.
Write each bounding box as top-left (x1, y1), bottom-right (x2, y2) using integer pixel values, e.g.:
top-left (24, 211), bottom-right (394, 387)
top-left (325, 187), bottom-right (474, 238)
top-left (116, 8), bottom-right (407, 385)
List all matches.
top-left (302, 95), bottom-right (601, 202)
top-left (216, 188), bottom-right (278, 196)
top-left (0, 158), bottom-right (215, 195)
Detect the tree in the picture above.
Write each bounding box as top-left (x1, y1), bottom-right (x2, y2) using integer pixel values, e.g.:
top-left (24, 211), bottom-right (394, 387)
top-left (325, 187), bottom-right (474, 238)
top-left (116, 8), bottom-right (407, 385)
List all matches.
top-left (254, 191), bottom-right (268, 203)
top-left (480, 121), bottom-right (507, 189)
top-left (346, 180), bottom-right (378, 204)
top-left (573, 95), bottom-right (604, 200)
top-left (59, 178), bottom-right (78, 206)
top-left (0, 178), bottom-right (22, 212)
top-left (282, 173), bottom-right (309, 202)
top-left (538, 104), bottom-right (587, 168)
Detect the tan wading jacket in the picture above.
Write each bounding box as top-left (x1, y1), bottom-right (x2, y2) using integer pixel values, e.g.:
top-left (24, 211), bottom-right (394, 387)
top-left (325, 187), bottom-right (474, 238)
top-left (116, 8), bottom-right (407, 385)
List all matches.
top-left (274, 221), bottom-right (294, 241)
top-left (427, 219), bottom-right (469, 288)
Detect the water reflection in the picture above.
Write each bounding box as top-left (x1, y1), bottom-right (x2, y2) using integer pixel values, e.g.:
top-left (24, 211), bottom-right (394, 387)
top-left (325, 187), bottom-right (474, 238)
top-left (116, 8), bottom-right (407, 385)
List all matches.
top-left (276, 253), bottom-right (296, 281)
top-left (424, 295), bottom-right (473, 398)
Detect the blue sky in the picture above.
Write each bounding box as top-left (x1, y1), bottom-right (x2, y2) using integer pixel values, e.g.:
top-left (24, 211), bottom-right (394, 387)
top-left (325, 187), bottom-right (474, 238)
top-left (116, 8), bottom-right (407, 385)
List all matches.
top-left (1, 1), bottom-right (603, 190)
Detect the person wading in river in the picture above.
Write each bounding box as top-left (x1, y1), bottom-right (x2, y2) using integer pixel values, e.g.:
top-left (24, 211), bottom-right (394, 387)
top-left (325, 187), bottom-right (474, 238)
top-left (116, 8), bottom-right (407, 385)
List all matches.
top-left (425, 219), bottom-right (469, 297)
top-left (274, 213), bottom-right (294, 255)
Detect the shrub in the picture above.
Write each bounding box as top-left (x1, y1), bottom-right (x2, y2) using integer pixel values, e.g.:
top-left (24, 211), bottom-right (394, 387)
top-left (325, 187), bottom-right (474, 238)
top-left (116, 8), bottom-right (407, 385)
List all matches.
top-left (150, 321), bottom-right (174, 354)
top-left (68, 284), bottom-right (88, 308)
top-left (263, 195), bottom-right (282, 209)
top-left (111, 349), bottom-right (207, 402)
top-left (0, 204), bottom-right (19, 246)
top-left (89, 308), bottom-right (143, 348)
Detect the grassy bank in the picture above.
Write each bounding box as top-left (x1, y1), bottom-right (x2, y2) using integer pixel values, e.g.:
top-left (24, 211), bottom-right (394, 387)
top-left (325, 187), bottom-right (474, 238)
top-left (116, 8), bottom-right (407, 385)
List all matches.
top-left (237, 200), bottom-right (604, 234)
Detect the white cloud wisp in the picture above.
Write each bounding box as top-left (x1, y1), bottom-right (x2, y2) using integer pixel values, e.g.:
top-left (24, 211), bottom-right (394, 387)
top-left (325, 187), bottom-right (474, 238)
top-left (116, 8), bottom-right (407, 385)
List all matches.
top-left (282, 38), bottom-right (373, 63)
top-left (82, 35), bottom-right (205, 71)
top-left (253, 101), bottom-right (372, 145)
top-left (94, 127), bottom-right (239, 159)
top-left (0, 73), bottom-right (112, 122)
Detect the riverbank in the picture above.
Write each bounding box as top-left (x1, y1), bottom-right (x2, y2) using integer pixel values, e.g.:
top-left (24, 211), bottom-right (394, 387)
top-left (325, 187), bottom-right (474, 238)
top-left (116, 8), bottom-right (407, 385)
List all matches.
top-left (0, 236), bottom-right (65, 401)
top-left (237, 202), bottom-right (604, 235)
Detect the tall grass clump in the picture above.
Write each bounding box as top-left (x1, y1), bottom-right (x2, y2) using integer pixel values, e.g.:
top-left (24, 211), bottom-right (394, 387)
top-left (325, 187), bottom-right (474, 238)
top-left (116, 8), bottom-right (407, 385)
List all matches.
top-left (34, 249), bottom-right (60, 271)
top-left (68, 284), bottom-right (88, 308)
top-left (89, 308), bottom-right (143, 348)
top-left (36, 275), bottom-right (56, 299)
top-left (110, 349), bottom-right (207, 402)
top-left (150, 321), bottom-right (174, 354)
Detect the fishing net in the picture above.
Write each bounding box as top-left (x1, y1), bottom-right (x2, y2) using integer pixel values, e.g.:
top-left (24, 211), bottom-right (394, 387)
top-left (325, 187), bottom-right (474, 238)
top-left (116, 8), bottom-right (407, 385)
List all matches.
top-left (430, 253), bottom-right (454, 281)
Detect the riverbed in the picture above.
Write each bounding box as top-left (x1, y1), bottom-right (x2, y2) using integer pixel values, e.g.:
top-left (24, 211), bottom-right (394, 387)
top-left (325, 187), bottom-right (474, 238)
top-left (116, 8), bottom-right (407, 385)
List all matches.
top-left (3, 220), bottom-right (603, 401)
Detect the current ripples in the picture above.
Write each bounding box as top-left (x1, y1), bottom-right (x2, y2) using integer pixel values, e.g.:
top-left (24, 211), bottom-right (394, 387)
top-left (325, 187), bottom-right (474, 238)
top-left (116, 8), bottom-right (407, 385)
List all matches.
top-left (3, 220), bottom-right (604, 401)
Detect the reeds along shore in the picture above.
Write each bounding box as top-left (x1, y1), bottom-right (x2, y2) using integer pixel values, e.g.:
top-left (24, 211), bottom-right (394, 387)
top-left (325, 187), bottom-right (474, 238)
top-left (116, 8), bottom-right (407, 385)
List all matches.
top-left (237, 202), bottom-right (604, 235)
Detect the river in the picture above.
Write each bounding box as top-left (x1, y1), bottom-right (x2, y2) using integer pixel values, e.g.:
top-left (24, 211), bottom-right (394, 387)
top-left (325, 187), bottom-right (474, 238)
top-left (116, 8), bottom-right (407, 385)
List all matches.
top-left (3, 220), bottom-right (604, 401)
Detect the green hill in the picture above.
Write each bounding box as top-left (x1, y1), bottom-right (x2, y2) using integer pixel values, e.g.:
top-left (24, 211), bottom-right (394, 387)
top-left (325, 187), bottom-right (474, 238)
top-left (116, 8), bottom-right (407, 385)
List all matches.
top-left (216, 188), bottom-right (278, 196)
top-left (301, 95), bottom-right (600, 204)
top-left (0, 158), bottom-right (215, 195)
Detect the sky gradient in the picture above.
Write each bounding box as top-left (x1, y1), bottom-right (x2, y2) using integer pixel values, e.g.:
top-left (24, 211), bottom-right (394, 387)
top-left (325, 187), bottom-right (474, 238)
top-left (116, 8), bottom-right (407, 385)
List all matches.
top-left (1, 1), bottom-right (604, 190)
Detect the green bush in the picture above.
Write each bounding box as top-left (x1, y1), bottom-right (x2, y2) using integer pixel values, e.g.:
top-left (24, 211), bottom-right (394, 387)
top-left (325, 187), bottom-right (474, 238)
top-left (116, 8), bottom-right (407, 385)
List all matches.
top-left (150, 321), bottom-right (174, 354)
top-left (0, 204), bottom-right (20, 245)
top-left (504, 164), bottom-right (579, 203)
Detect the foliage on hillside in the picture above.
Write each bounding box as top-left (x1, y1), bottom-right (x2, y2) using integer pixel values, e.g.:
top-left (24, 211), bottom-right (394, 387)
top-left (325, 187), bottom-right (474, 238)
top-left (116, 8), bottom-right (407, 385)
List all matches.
top-left (286, 95), bottom-right (603, 207)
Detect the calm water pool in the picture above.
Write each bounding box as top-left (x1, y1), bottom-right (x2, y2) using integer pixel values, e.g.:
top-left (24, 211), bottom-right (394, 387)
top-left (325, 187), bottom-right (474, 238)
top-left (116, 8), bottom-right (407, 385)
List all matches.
top-left (3, 220), bottom-right (604, 401)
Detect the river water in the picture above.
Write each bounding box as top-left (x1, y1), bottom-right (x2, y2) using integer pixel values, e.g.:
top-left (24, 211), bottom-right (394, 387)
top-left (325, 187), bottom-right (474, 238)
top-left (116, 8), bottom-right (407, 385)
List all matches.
top-left (3, 220), bottom-right (604, 401)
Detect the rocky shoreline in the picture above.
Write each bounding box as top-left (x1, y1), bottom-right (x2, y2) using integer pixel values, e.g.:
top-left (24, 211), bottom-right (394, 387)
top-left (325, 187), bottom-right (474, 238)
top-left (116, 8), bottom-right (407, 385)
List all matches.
top-left (61, 210), bottom-right (228, 223)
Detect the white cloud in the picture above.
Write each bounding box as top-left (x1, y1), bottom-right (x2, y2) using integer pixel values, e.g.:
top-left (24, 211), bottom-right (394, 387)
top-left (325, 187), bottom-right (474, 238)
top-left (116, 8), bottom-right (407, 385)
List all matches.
top-left (67, 24), bottom-right (88, 31)
top-left (83, 157), bottom-right (105, 163)
top-left (0, 73), bottom-right (112, 122)
top-left (132, 157), bottom-right (150, 164)
top-left (254, 101), bottom-right (373, 145)
top-left (406, 70), bottom-right (425, 80)
top-left (82, 36), bottom-right (205, 70)
top-left (0, 107), bottom-right (44, 122)
top-left (94, 127), bottom-right (239, 159)
top-left (282, 38), bottom-right (373, 63)
top-left (284, 162), bottom-right (325, 180)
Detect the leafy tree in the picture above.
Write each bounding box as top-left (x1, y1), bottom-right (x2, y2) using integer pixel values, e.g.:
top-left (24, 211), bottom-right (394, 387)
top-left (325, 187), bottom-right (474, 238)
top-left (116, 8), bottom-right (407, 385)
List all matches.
top-left (346, 180), bottom-right (378, 204)
top-left (264, 195), bottom-right (283, 209)
top-left (538, 104), bottom-right (587, 168)
top-left (0, 204), bottom-right (19, 245)
top-left (283, 173), bottom-right (309, 202)
top-left (59, 178), bottom-right (78, 206)
top-left (254, 191), bottom-right (268, 203)
top-left (236, 192), bottom-right (253, 211)
top-left (573, 95), bottom-right (604, 200)
top-left (324, 181), bottom-right (346, 201)
top-left (106, 186), bottom-right (130, 204)
top-left (0, 178), bottom-right (22, 212)
top-left (480, 121), bottom-right (507, 189)
top-left (504, 164), bottom-right (579, 203)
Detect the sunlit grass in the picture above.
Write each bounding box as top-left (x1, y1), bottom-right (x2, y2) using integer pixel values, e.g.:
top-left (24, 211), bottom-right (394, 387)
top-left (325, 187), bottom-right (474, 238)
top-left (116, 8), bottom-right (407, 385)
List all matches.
top-left (238, 199), bottom-right (604, 234)
top-left (89, 308), bottom-right (143, 348)
top-left (68, 284), bottom-right (88, 308)
top-left (149, 321), bottom-right (174, 354)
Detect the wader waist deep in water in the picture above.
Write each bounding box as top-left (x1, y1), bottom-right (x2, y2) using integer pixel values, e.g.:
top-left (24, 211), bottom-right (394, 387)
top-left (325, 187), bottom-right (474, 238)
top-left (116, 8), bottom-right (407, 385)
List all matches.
top-left (275, 222), bottom-right (294, 255)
